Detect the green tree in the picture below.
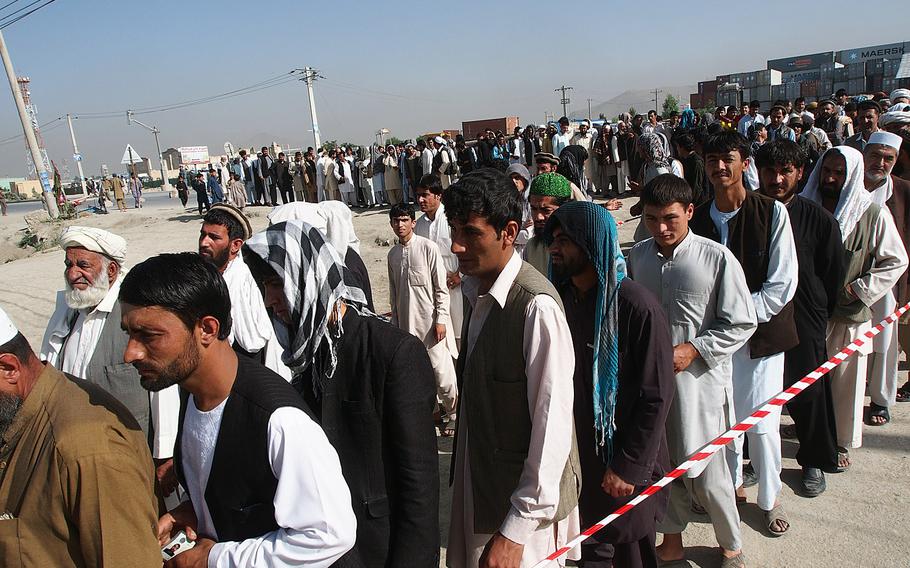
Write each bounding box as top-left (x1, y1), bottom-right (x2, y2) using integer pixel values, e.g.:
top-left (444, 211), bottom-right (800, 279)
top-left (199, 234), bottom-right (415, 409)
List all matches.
top-left (662, 93), bottom-right (679, 117)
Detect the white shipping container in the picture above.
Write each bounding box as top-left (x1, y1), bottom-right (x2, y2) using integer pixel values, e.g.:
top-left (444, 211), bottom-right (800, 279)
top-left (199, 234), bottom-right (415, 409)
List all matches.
top-left (756, 69), bottom-right (782, 86)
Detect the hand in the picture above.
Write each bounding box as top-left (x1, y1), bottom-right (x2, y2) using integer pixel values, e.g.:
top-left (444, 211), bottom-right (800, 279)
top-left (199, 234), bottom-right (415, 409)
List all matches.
top-left (446, 271), bottom-right (461, 289)
top-left (164, 537), bottom-right (215, 568)
top-left (601, 468), bottom-right (635, 497)
top-left (604, 198), bottom-right (623, 211)
top-left (155, 458), bottom-right (178, 497)
top-left (673, 342), bottom-right (700, 373)
top-left (627, 179), bottom-right (641, 192)
top-left (479, 532), bottom-right (524, 568)
top-left (435, 323), bottom-right (446, 343)
top-left (158, 501), bottom-right (198, 547)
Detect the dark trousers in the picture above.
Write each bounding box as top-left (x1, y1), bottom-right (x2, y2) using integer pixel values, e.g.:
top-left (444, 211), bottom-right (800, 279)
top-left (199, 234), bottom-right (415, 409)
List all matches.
top-left (196, 191), bottom-right (210, 214)
top-left (255, 178), bottom-right (270, 205)
top-left (279, 184), bottom-right (294, 204)
top-left (785, 375), bottom-right (839, 470)
top-left (580, 531), bottom-right (658, 568)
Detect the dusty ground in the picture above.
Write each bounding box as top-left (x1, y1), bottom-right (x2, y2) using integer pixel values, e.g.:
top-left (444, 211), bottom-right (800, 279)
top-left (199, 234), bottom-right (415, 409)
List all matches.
top-left (1, 192), bottom-right (908, 568)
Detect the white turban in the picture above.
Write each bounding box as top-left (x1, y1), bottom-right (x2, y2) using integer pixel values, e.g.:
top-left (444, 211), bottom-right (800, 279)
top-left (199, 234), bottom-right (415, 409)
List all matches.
top-left (868, 131), bottom-right (903, 151)
top-left (267, 202), bottom-right (360, 257)
top-left (434, 136), bottom-right (446, 146)
top-left (59, 226), bottom-right (127, 264)
top-left (890, 88), bottom-right (910, 102)
top-left (880, 108), bottom-right (910, 129)
top-left (801, 146), bottom-right (870, 243)
top-left (0, 305), bottom-right (18, 344)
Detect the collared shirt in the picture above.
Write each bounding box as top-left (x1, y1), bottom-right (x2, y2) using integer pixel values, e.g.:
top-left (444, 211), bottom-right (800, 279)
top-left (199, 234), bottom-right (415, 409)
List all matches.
top-left (455, 253), bottom-right (578, 546)
top-left (737, 113), bottom-right (765, 137)
top-left (415, 204), bottom-right (459, 273)
top-left (58, 277), bottom-right (122, 379)
top-left (552, 132), bottom-right (572, 157)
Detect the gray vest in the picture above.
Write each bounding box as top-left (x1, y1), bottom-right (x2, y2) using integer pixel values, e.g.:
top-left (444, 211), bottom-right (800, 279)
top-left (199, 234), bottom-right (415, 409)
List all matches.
top-left (81, 300), bottom-right (152, 444)
top-left (459, 261), bottom-right (580, 534)
top-left (834, 203), bottom-right (880, 324)
top-left (524, 236), bottom-right (550, 277)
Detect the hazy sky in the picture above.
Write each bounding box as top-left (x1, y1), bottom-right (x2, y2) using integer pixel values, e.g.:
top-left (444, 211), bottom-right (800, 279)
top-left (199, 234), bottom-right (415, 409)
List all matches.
top-left (0, 0), bottom-right (906, 177)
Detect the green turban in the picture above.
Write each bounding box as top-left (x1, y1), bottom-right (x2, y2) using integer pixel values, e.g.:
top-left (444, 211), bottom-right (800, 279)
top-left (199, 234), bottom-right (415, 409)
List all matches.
top-left (529, 172), bottom-right (571, 198)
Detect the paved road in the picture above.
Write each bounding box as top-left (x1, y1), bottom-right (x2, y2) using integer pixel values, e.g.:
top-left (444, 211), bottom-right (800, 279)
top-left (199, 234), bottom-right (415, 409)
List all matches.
top-left (5, 190), bottom-right (182, 218)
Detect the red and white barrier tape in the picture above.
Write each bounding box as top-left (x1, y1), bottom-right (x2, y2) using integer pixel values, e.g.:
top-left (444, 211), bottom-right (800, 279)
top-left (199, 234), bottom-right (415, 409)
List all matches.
top-left (531, 301), bottom-right (910, 568)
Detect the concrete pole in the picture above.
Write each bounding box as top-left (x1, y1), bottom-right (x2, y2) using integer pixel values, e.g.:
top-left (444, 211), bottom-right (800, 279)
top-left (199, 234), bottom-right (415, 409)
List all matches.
top-left (66, 114), bottom-right (87, 198)
top-left (304, 67), bottom-right (322, 149)
top-left (0, 30), bottom-right (58, 217)
top-left (152, 128), bottom-right (171, 192)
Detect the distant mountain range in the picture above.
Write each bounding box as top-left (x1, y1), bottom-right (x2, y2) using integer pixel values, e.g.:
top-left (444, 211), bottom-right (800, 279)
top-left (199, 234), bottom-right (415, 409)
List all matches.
top-left (569, 84), bottom-right (697, 120)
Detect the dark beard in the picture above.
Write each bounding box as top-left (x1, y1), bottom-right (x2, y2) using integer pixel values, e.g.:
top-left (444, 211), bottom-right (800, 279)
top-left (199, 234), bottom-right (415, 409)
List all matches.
top-left (201, 247), bottom-right (230, 271)
top-left (137, 341), bottom-right (200, 392)
top-left (0, 392), bottom-right (23, 438)
top-left (819, 184), bottom-right (842, 200)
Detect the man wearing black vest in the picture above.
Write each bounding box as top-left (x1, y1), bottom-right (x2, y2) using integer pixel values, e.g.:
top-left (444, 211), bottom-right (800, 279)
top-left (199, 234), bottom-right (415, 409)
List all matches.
top-left (755, 141), bottom-right (845, 497)
top-left (253, 146), bottom-right (274, 207)
top-left (120, 253), bottom-right (356, 567)
top-left (443, 169), bottom-right (581, 568)
top-left (690, 130), bottom-right (799, 537)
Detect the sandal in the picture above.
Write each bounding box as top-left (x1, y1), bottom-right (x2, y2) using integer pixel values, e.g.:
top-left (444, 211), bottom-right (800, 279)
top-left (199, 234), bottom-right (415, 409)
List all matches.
top-left (720, 552), bottom-right (746, 568)
top-left (896, 382), bottom-right (910, 402)
top-left (764, 503), bottom-right (790, 536)
top-left (836, 447), bottom-right (851, 472)
top-left (866, 402), bottom-right (891, 426)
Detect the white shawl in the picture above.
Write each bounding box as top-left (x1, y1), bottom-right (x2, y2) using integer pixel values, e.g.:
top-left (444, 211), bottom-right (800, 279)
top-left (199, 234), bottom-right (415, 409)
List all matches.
top-left (800, 145), bottom-right (870, 242)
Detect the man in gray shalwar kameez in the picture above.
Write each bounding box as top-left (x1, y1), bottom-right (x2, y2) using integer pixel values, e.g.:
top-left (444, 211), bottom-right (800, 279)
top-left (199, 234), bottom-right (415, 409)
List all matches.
top-left (628, 174), bottom-right (756, 568)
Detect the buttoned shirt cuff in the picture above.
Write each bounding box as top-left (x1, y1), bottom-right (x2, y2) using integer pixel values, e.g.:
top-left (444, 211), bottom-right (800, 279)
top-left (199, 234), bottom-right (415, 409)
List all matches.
top-left (498, 507), bottom-right (541, 545)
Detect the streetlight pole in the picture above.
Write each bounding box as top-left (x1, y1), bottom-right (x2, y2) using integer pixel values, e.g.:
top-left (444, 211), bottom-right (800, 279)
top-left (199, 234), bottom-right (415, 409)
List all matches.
top-left (0, 30), bottom-right (58, 217)
top-left (127, 111), bottom-right (172, 193)
top-left (66, 113), bottom-right (87, 198)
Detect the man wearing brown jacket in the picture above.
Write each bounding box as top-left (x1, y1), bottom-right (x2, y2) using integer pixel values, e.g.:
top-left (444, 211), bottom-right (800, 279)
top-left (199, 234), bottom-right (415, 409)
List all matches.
top-left (0, 306), bottom-right (160, 567)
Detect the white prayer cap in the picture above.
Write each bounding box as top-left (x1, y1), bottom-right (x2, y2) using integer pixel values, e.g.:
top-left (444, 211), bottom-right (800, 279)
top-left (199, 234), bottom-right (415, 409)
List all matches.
top-left (867, 131), bottom-right (903, 151)
top-left (890, 88), bottom-right (910, 102)
top-left (0, 305), bottom-right (19, 345)
top-left (59, 226), bottom-right (127, 264)
top-left (581, 119), bottom-right (591, 127)
top-left (434, 136), bottom-right (446, 146)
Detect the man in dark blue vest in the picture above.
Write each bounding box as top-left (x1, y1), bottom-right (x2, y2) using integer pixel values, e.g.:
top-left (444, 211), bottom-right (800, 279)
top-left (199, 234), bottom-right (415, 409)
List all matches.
top-left (120, 252), bottom-right (356, 567)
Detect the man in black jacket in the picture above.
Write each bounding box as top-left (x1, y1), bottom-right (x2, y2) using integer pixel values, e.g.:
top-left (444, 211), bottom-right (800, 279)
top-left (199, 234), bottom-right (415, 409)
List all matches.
top-left (242, 220), bottom-right (440, 568)
top-left (120, 252), bottom-right (356, 567)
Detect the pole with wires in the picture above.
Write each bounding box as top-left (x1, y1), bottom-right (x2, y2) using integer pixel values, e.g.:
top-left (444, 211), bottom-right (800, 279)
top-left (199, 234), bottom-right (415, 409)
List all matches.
top-left (66, 113), bottom-right (87, 198)
top-left (296, 67), bottom-right (322, 150)
top-left (0, 29), bottom-right (57, 217)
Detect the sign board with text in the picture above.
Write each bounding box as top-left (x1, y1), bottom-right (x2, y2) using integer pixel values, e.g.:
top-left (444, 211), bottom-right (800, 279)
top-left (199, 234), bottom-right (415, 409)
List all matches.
top-left (178, 146), bottom-right (210, 165)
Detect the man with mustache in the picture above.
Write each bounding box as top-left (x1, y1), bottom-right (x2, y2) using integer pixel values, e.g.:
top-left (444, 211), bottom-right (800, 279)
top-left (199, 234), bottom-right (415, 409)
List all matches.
top-left (861, 132), bottom-right (910, 427)
top-left (120, 253), bottom-right (356, 567)
top-left (198, 204), bottom-right (290, 380)
top-left (40, 226), bottom-right (181, 496)
top-left (0, 306), bottom-right (161, 566)
top-left (754, 140), bottom-right (845, 496)
top-left (800, 146), bottom-right (907, 469)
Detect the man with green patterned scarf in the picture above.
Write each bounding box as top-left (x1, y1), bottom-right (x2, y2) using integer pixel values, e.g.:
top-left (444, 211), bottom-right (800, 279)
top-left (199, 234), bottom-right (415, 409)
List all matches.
top-left (523, 172), bottom-right (574, 276)
top-left (543, 201), bottom-right (675, 568)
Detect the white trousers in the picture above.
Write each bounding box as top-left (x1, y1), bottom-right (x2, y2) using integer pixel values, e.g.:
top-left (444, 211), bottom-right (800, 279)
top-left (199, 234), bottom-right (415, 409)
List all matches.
top-left (868, 290), bottom-right (899, 407)
top-left (827, 320), bottom-right (873, 448)
top-left (725, 348), bottom-right (783, 511)
top-left (427, 340), bottom-right (458, 417)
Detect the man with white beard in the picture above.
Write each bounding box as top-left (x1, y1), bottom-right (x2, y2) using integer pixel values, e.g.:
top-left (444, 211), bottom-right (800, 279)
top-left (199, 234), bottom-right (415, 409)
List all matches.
top-left (40, 226), bottom-right (181, 497)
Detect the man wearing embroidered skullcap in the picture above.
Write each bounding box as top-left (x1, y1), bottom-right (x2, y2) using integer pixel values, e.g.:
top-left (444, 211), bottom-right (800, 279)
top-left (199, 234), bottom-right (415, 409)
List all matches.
top-left (861, 132), bottom-right (910, 427)
top-left (0, 305), bottom-right (161, 566)
top-left (543, 200), bottom-right (675, 568)
top-left (523, 172), bottom-right (574, 276)
top-left (801, 146), bottom-right (908, 469)
top-left (40, 226), bottom-right (181, 498)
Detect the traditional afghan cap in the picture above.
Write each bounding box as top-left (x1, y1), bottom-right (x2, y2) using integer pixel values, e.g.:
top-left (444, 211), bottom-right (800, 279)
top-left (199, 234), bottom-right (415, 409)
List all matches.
top-left (0, 305), bottom-right (18, 344)
top-left (210, 203), bottom-right (252, 240)
top-left (529, 172), bottom-right (571, 198)
top-left (534, 152), bottom-right (560, 166)
top-left (59, 226), bottom-right (127, 264)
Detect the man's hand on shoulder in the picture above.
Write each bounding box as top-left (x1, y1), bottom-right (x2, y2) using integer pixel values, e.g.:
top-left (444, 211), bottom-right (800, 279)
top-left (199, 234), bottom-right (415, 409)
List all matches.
top-left (480, 532), bottom-right (524, 568)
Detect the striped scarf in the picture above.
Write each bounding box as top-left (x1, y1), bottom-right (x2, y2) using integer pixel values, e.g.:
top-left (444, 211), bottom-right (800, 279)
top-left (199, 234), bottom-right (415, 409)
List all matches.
top-left (544, 201), bottom-right (625, 463)
top-left (243, 220), bottom-right (369, 392)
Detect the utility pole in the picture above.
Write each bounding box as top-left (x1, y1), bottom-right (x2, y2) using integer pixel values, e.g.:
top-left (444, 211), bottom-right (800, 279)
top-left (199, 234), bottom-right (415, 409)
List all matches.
top-left (587, 98), bottom-right (593, 121)
top-left (652, 88), bottom-right (664, 113)
top-left (127, 111), bottom-right (171, 193)
top-left (66, 114), bottom-right (87, 198)
top-left (0, 30), bottom-right (58, 217)
top-left (554, 85), bottom-right (573, 118)
top-left (295, 67), bottom-right (322, 150)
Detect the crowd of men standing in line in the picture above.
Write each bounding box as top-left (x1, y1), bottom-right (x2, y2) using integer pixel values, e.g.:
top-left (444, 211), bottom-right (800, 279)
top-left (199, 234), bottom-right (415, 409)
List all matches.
top-left (1, 87), bottom-right (910, 568)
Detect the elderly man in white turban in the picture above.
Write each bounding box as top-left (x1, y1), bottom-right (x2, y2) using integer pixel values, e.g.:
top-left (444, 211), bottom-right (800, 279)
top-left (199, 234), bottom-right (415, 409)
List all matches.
top-left (861, 132), bottom-right (910, 427)
top-left (880, 104), bottom-right (910, 135)
top-left (40, 226), bottom-right (181, 496)
top-left (890, 89), bottom-right (910, 106)
top-left (801, 146), bottom-right (908, 469)
top-left (434, 136), bottom-right (455, 189)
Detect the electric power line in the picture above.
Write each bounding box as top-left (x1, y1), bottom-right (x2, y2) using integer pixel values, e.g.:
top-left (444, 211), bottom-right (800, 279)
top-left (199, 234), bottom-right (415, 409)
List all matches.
top-left (0, 1), bottom-right (24, 15)
top-left (0, 0), bottom-right (56, 29)
top-left (0, 117), bottom-right (62, 146)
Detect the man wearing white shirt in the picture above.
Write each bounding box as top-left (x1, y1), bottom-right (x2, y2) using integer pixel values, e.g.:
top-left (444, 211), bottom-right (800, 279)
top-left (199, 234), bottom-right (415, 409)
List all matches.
top-left (552, 116), bottom-right (573, 158)
top-left (121, 252), bottom-right (356, 568)
top-left (415, 174), bottom-right (464, 348)
top-left (737, 100), bottom-right (765, 138)
top-left (444, 169), bottom-right (581, 567)
top-left (40, 226), bottom-right (181, 493)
